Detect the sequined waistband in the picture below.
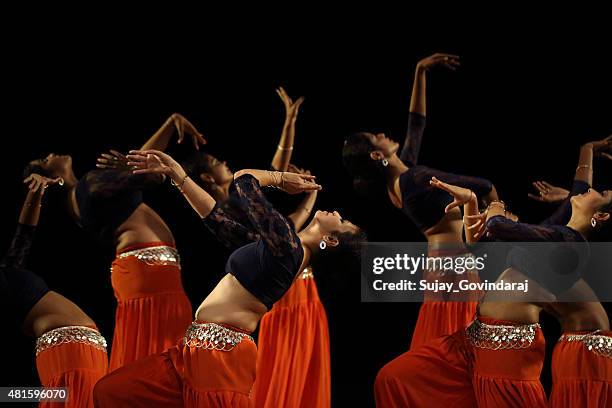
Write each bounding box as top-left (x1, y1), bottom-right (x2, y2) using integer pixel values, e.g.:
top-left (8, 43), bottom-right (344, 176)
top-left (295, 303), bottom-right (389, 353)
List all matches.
top-left (183, 322), bottom-right (254, 352)
top-left (300, 267), bottom-right (314, 279)
top-left (559, 331), bottom-right (612, 358)
top-left (466, 318), bottom-right (540, 350)
top-left (116, 246), bottom-right (180, 267)
top-left (36, 326), bottom-right (107, 356)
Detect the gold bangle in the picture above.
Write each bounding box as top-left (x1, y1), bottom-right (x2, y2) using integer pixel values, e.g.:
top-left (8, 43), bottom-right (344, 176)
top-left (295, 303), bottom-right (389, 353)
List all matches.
top-left (298, 206), bottom-right (312, 214)
top-left (277, 145), bottom-right (294, 151)
top-left (576, 165), bottom-right (592, 172)
top-left (171, 174), bottom-right (189, 193)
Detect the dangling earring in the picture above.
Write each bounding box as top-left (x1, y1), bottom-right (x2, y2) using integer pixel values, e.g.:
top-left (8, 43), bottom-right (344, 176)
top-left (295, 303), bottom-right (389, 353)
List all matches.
top-left (381, 159), bottom-right (389, 167)
top-left (591, 218), bottom-right (597, 228)
top-left (319, 240), bottom-right (327, 250)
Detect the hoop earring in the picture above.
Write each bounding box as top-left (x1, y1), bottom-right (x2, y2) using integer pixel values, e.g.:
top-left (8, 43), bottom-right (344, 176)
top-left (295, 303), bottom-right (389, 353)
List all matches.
top-left (319, 240), bottom-right (327, 250)
top-left (591, 218), bottom-right (597, 228)
top-left (58, 177), bottom-right (65, 186)
top-left (381, 159), bottom-right (389, 167)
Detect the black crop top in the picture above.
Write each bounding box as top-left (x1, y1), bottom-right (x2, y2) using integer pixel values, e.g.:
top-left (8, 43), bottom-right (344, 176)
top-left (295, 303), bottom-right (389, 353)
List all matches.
top-left (202, 174), bottom-right (304, 309)
top-left (484, 180), bottom-right (590, 294)
top-left (398, 113), bottom-right (493, 231)
top-left (0, 223), bottom-right (50, 326)
top-left (75, 169), bottom-right (164, 242)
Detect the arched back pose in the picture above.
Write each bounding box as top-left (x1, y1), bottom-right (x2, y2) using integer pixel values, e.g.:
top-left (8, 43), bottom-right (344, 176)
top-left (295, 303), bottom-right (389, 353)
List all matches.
top-left (93, 150), bottom-right (365, 407)
top-left (343, 53), bottom-right (498, 349)
top-left (24, 113), bottom-right (204, 370)
top-left (374, 136), bottom-right (612, 408)
top-left (1, 174), bottom-right (108, 408)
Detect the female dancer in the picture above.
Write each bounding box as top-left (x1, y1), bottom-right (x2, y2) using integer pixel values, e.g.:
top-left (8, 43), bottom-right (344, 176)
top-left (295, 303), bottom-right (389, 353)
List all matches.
top-left (24, 113), bottom-right (204, 371)
top-left (343, 53), bottom-right (498, 349)
top-left (1, 173), bottom-right (108, 407)
top-left (374, 136), bottom-right (612, 407)
top-left (251, 165), bottom-right (331, 408)
top-left (93, 150), bottom-right (365, 406)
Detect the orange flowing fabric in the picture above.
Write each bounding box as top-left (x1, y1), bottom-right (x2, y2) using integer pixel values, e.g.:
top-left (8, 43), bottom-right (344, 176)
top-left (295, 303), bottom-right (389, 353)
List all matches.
top-left (550, 330), bottom-right (612, 408)
top-left (252, 269), bottom-right (331, 408)
top-left (94, 321), bottom-right (257, 407)
top-left (109, 242), bottom-right (193, 371)
top-left (409, 248), bottom-right (480, 350)
top-left (376, 316), bottom-right (547, 408)
top-left (36, 325), bottom-right (109, 408)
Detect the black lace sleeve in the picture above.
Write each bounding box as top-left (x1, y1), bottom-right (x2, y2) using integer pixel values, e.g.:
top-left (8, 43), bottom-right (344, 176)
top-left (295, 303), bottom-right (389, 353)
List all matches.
top-left (486, 215), bottom-right (578, 242)
top-left (399, 112), bottom-right (426, 166)
top-left (541, 180), bottom-right (590, 226)
top-left (1, 224), bottom-right (36, 269)
top-left (202, 201), bottom-right (260, 250)
top-left (234, 174), bottom-right (301, 258)
top-left (82, 169), bottom-right (164, 199)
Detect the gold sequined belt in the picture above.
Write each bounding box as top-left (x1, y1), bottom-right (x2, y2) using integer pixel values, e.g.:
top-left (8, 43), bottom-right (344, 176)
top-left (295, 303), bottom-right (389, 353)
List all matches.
top-left (117, 246), bottom-right (181, 267)
top-left (36, 326), bottom-right (107, 356)
top-left (466, 319), bottom-right (540, 350)
top-left (300, 267), bottom-right (314, 279)
top-left (559, 331), bottom-right (612, 358)
top-left (183, 322), bottom-right (254, 352)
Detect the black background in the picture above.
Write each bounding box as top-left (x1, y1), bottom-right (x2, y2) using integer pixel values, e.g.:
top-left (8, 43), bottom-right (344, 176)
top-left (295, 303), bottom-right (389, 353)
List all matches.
top-left (1, 29), bottom-right (611, 407)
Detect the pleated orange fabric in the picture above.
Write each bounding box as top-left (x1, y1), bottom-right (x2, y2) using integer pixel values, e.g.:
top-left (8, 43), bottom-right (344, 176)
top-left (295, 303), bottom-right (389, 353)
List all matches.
top-left (409, 248), bottom-right (480, 350)
top-left (471, 317), bottom-right (547, 408)
top-left (376, 316), bottom-right (547, 408)
top-left (550, 330), bottom-right (612, 408)
top-left (252, 270), bottom-right (331, 408)
top-left (109, 242), bottom-right (193, 371)
top-left (36, 326), bottom-right (109, 408)
top-left (94, 321), bottom-right (257, 408)
top-left (375, 329), bottom-right (476, 408)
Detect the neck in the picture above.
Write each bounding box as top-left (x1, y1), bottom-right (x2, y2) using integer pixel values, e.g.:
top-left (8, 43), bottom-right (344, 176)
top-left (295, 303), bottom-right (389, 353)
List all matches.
top-left (62, 172), bottom-right (78, 189)
top-left (297, 228), bottom-right (320, 259)
top-left (566, 213), bottom-right (591, 238)
top-left (386, 154), bottom-right (409, 181)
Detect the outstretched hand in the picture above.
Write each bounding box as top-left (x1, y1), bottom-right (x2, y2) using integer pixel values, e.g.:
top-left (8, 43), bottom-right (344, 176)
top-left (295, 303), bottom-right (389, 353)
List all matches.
top-left (429, 176), bottom-right (475, 213)
top-left (171, 113), bottom-right (207, 150)
top-left (417, 53), bottom-right (461, 72)
top-left (23, 174), bottom-right (63, 194)
top-left (279, 171), bottom-right (322, 194)
top-left (276, 87), bottom-right (305, 120)
top-left (528, 180), bottom-right (569, 203)
top-left (96, 149), bottom-right (132, 171)
top-left (127, 149), bottom-right (185, 180)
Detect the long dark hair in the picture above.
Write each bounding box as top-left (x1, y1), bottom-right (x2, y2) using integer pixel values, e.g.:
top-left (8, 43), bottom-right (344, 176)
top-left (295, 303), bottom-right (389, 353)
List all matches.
top-left (181, 152), bottom-right (214, 190)
top-left (342, 132), bottom-right (387, 196)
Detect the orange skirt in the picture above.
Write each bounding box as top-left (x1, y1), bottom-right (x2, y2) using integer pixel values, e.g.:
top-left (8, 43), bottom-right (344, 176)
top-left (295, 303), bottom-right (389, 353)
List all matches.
top-left (410, 247), bottom-right (481, 350)
top-left (376, 317), bottom-right (547, 408)
top-left (550, 330), bottom-right (612, 408)
top-left (109, 242), bottom-right (193, 371)
top-left (252, 270), bottom-right (331, 408)
top-left (94, 321), bottom-right (257, 407)
top-left (36, 326), bottom-right (108, 408)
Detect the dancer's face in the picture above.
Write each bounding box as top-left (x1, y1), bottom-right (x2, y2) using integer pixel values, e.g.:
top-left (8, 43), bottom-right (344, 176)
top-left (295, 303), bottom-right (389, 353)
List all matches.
top-left (312, 210), bottom-right (360, 236)
top-left (30, 153), bottom-right (73, 178)
top-left (571, 188), bottom-right (612, 220)
top-left (367, 132), bottom-right (399, 158)
top-left (202, 154), bottom-right (234, 185)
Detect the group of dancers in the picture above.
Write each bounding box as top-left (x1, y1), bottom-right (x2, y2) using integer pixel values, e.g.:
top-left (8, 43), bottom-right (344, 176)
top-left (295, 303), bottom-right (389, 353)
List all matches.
top-left (1, 52), bottom-right (610, 407)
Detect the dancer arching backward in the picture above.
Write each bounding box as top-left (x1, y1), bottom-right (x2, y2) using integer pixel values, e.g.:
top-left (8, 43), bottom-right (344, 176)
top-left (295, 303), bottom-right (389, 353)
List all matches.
top-left (343, 53), bottom-right (498, 349)
top-left (527, 137), bottom-right (612, 408)
top-left (374, 136), bottom-right (612, 408)
top-left (25, 114), bottom-right (204, 371)
top-left (93, 150), bottom-right (365, 407)
top-left (244, 164), bottom-right (330, 408)
top-left (1, 173), bottom-right (108, 408)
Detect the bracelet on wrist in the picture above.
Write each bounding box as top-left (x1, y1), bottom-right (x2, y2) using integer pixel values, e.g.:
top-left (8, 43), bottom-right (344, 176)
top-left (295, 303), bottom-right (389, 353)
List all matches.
top-left (277, 145), bottom-right (294, 151)
top-left (171, 174), bottom-right (189, 193)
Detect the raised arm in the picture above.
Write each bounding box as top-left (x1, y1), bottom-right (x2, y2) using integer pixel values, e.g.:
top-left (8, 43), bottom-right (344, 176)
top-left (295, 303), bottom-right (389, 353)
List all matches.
top-left (399, 53), bottom-right (460, 166)
top-left (140, 113), bottom-right (206, 152)
top-left (2, 175), bottom-right (61, 268)
top-left (271, 87), bottom-right (304, 171)
top-left (541, 137), bottom-right (612, 226)
top-left (429, 176), bottom-right (480, 242)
